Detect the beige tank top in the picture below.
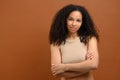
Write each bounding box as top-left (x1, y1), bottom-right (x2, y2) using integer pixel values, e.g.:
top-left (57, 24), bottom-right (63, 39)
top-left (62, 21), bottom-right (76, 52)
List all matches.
top-left (60, 37), bottom-right (87, 64)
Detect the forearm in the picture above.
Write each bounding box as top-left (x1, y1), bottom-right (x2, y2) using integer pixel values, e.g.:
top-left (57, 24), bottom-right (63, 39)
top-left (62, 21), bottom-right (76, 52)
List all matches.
top-left (65, 59), bottom-right (98, 73)
top-left (56, 71), bottom-right (88, 78)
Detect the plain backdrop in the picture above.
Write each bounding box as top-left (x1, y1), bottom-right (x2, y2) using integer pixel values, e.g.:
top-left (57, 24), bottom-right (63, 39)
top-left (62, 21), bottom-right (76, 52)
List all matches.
top-left (0, 0), bottom-right (120, 80)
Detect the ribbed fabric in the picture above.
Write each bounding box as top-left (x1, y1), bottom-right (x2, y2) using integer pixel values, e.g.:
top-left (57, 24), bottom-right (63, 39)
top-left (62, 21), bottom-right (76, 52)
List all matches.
top-left (60, 37), bottom-right (87, 64)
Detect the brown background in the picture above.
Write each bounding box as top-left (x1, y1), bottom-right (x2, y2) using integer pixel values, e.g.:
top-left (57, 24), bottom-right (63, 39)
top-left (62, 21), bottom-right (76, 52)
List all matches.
top-left (0, 0), bottom-right (120, 80)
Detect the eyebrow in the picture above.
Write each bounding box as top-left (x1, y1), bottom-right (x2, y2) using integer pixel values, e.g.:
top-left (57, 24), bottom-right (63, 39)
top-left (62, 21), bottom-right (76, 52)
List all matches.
top-left (68, 16), bottom-right (82, 20)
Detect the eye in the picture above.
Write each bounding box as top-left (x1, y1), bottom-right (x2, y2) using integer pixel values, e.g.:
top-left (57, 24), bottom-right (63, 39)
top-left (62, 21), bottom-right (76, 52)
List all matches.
top-left (67, 17), bottom-right (73, 21)
top-left (76, 19), bottom-right (81, 22)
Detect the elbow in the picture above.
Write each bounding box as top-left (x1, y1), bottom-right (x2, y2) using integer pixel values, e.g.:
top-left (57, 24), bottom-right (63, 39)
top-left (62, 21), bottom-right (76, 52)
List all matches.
top-left (93, 65), bottom-right (98, 70)
top-left (91, 63), bottom-right (99, 70)
top-left (54, 74), bottom-right (64, 78)
top-left (90, 59), bottom-right (99, 70)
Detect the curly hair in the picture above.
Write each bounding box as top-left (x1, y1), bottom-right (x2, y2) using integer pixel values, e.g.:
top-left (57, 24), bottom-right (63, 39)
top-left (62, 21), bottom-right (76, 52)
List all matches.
top-left (49, 4), bottom-right (99, 46)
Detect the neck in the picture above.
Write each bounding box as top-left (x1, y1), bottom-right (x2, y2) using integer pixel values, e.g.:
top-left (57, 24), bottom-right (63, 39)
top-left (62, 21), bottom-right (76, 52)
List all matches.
top-left (68, 33), bottom-right (78, 39)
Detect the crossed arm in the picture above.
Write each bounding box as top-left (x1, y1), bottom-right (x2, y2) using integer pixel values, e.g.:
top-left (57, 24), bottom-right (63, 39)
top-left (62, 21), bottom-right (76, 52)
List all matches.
top-left (50, 37), bottom-right (99, 78)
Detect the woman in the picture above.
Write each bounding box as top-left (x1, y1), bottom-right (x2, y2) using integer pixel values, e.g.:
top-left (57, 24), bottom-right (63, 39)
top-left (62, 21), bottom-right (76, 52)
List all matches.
top-left (49, 4), bottom-right (99, 80)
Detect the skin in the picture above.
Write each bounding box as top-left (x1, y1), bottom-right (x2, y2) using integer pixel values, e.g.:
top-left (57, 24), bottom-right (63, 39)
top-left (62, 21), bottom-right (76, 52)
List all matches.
top-left (50, 11), bottom-right (99, 80)
top-left (66, 11), bottom-right (82, 38)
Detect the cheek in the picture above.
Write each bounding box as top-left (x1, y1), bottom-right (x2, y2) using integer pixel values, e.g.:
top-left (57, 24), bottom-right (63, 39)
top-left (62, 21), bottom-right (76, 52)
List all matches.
top-left (78, 23), bottom-right (82, 28)
top-left (67, 21), bottom-right (72, 26)
top-left (66, 22), bottom-right (72, 29)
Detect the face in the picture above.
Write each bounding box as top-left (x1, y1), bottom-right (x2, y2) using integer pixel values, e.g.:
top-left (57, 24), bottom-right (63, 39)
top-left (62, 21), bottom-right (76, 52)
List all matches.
top-left (66, 11), bottom-right (82, 35)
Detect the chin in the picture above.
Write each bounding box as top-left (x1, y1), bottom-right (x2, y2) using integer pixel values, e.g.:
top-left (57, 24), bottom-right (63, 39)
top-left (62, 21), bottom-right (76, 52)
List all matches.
top-left (70, 31), bottom-right (77, 33)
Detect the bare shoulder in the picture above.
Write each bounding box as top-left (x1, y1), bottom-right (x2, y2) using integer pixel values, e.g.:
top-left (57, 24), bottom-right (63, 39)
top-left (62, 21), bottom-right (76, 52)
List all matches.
top-left (89, 37), bottom-right (98, 43)
top-left (87, 37), bottom-right (98, 52)
top-left (88, 37), bottom-right (98, 46)
top-left (50, 44), bottom-right (61, 64)
top-left (50, 44), bottom-right (60, 49)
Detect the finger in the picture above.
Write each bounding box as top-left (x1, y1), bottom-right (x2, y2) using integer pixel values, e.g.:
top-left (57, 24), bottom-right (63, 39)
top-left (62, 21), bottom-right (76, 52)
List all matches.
top-left (51, 65), bottom-right (56, 69)
top-left (52, 64), bottom-right (55, 66)
top-left (87, 54), bottom-right (92, 58)
top-left (52, 64), bottom-right (55, 65)
top-left (52, 70), bottom-right (59, 76)
top-left (51, 68), bottom-right (57, 74)
top-left (51, 66), bottom-right (54, 70)
top-left (87, 54), bottom-right (93, 59)
top-left (51, 66), bottom-right (56, 73)
top-left (87, 52), bottom-right (94, 57)
top-left (88, 54), bottom-right (94, 60)
top-left (51, 67), bottom-right (56, 72)
top-left (52, 71), bottom-right (56, 76)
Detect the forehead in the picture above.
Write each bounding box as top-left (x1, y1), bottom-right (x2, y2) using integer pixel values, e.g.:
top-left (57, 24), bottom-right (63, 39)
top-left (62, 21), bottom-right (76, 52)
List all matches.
top-left (68, 11), bottom-right (82, 18)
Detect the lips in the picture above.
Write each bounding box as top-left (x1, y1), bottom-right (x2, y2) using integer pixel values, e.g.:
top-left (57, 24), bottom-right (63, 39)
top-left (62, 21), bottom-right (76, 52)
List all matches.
top-left (69, 27), bottom-right (76, 31)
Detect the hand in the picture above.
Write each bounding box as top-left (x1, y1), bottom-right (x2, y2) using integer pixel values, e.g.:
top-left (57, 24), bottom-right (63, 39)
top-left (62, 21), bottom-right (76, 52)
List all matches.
top-left (51, 64), bottom-right (66, 76)
top-left (86, 51), bottom-right (94, 60)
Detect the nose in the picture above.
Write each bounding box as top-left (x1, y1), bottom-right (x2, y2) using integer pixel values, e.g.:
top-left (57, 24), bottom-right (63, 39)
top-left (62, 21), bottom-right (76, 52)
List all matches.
top-left (72, 21), bottom-right (77, 26)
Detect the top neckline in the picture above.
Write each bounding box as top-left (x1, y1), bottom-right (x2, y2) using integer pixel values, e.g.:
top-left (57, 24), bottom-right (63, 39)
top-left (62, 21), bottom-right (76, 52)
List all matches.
top-left (66, 37), bottom-right (80, 43)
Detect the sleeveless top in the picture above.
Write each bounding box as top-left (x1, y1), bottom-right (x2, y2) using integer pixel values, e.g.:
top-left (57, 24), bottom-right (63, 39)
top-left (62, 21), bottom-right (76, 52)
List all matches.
top-left (60, 37), bottom-right (87, 64)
